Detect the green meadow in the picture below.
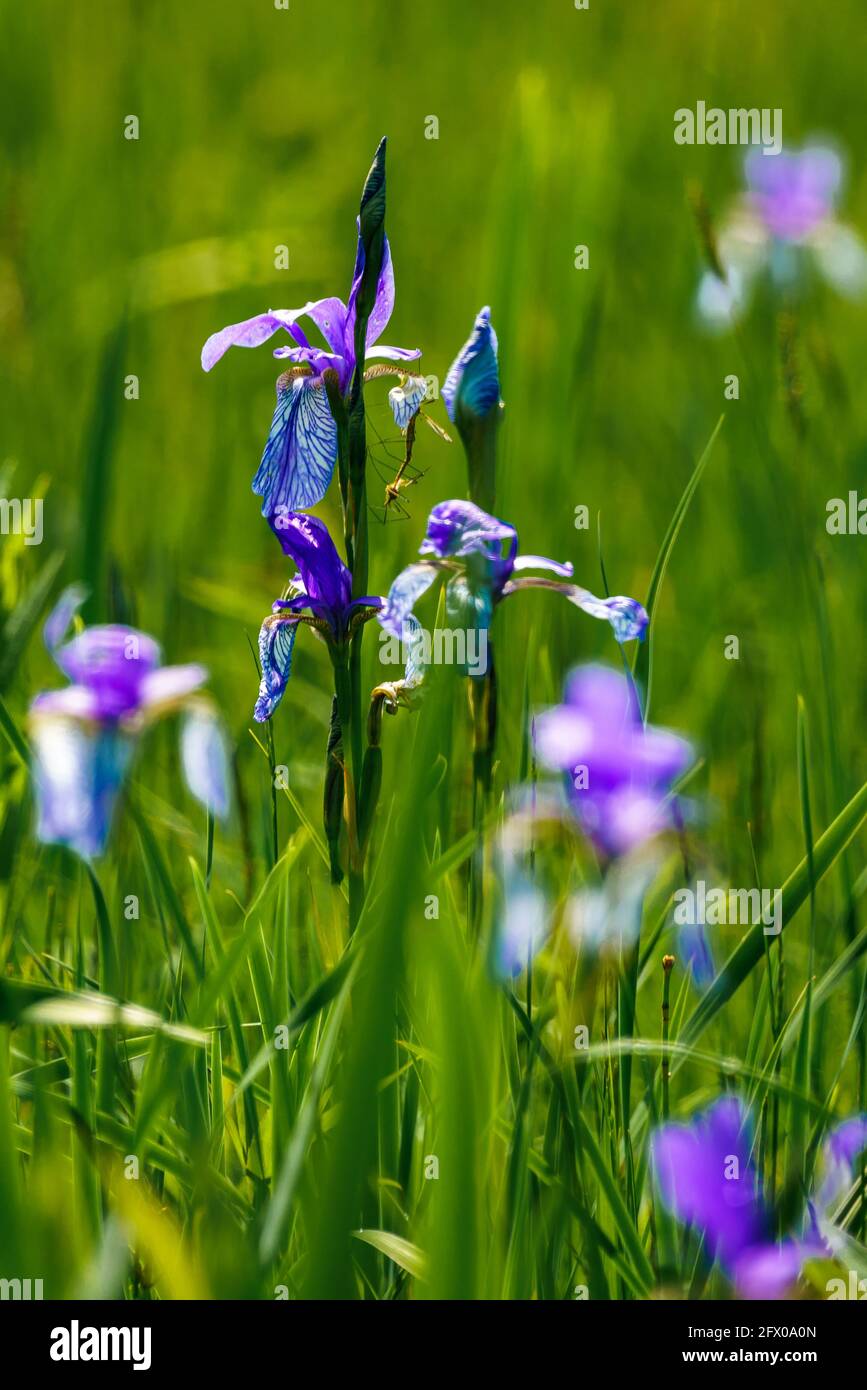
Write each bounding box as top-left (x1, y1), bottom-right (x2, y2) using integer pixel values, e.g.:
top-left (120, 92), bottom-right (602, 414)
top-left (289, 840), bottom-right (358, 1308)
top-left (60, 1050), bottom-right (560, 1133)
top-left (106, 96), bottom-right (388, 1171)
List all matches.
top-left (1, 0), bottom-right (866, 1300)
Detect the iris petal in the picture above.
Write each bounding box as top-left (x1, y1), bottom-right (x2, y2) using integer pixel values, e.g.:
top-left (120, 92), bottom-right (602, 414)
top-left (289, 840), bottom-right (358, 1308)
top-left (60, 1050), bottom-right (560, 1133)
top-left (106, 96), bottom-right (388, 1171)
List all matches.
top-left (31, 716), bottom-right (135, 859)
top-left (202, 311), bottom-right (297, 372)
top-left (512, 553), bottom-right (574, 578)
top-left (138, 663), bottom-right (208, 715)
top-left (378, 562), bottom-right (441, 639)
top-left (181, 707), bottom-right (231, 820)
top-left (269, 510), bottom-right (352, 616)
top-left (253, 375), bottom-right (338, 516)
top-left (388, 375), bottom-right (427, 429)
top-left (254, 616), bottom-right (298, 722)
top-left (567, 590), bottom-right (649, 643)
top-left (44, 584), bottom-right (88, 657)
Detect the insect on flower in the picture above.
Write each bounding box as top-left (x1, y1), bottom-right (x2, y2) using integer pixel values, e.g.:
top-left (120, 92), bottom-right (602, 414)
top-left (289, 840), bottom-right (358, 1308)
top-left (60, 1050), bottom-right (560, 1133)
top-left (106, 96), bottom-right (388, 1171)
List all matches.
top-left (365, 372), bottom-right (451, 524)
top-left (201, 151), bottom-right (421, 520)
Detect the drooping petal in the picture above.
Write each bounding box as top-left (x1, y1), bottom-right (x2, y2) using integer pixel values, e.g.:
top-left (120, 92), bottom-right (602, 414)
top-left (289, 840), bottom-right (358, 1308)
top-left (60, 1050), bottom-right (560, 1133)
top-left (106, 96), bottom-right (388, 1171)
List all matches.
top-left (253, 374), bottom-right (338, 516)
top-left (377, 562), bottom-right (442, 639)
top-left (54, 626), bottom-right (162, 720)
top-left (388, 374), bottom-right (427, 429)
top-left (501, 578), bottom-right (648, 643)
top-left (566, 589), bottom-right (649, 643)
top-left (180, 706), bottom-right (231, 821)
top-left (401, 613), bottom-right (426, 690)
top-left (568, 850), bottom-right (659, 952)
top-left (441, 306), bottom-right (500, 423)
top-left (30, 715), bottom-right (135, 859)
top-left (696, 267), bottom-right (749, 331)
top-left (138, 663), bottom-right (209, 716)
top-left (269, 510), bottom-right (352, 618)
top-left (254, 615), bottom-right (299, 722)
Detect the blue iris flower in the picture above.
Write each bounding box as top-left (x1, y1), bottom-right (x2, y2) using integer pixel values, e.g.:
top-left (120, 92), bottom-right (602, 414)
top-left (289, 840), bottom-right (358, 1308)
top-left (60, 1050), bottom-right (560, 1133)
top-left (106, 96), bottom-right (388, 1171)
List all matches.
top-left (377, 499), bottom-right (648, 674)
top-left (202, 230), bottom-right (420, 520)
top-left (254, 510), bottom-right (382, 721)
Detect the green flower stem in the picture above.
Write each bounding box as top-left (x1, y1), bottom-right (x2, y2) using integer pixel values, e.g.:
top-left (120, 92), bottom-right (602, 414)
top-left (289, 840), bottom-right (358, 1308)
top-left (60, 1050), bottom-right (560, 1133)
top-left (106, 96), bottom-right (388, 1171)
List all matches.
top-left (662, 954), bottom-right (675, 1121)
top-left (331, 645), bottom-right (364, 928)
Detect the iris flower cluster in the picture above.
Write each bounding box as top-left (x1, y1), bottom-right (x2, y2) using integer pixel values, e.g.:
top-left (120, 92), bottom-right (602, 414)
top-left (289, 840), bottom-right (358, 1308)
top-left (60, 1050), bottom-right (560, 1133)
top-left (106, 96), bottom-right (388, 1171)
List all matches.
top-left (200, 142), bottom-right (648, 865)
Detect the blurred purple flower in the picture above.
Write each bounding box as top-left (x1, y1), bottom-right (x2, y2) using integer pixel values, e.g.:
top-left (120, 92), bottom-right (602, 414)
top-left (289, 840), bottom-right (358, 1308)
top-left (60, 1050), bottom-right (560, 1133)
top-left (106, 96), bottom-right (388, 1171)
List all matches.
top-left (653, 1098), bottom-right (867, 1298)
top-left (30, 586), bottom-right (226, 859)
top-left (378, 501), bottom-right (647, 672)
top-left (254, 510), bottom-right (381, 721)
top-left (677, 918), bottom-right (716, 988)
top-left (745, 146), bottom-right (841, 241)
top-left (818, 1115), bottom-right (867, 1209)
top-left (698, 143), bottom-right (867, 330)
top-left (534, 664), bottom-right (692, 857)
top-left (202, 228), bottom-right (420, 518)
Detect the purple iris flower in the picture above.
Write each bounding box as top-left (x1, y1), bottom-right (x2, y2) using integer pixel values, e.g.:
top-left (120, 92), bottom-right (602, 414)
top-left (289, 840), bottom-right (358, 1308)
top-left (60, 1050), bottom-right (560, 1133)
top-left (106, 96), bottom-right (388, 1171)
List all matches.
top-left (378, 501), bottom-right (647, 670)
top-left (698, 143), bottom-right (867, 329)
top-left (653, 1098), bottom-right (867, 1299)
top-left (818, 1114), bottom-right (867, 1209)
top-left (534, 665), bottom-right (693, 858)
top-left (201, 227), bottom-right (420, 519)
top-left (653, 1098), bottom-right (768, 1273)
top-left (254, 510), bottom-right (381, 722)
top-left (745, 145), bottom-right (841, 241)
top-left (29, 586), bottom-right (227, 859)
